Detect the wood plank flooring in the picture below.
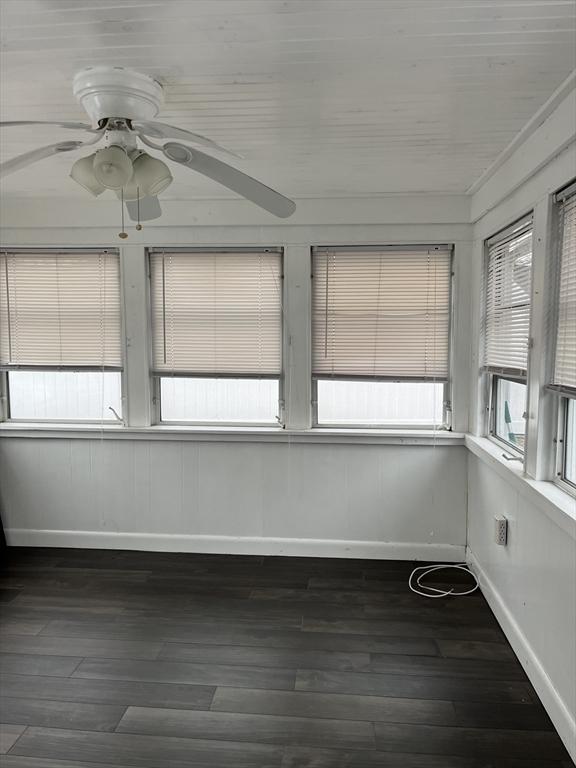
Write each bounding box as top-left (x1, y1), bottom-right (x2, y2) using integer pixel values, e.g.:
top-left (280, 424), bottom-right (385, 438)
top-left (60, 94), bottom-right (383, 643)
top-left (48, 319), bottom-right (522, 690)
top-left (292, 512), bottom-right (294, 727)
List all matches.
top-left (0, 548), bottom-right (572, 767)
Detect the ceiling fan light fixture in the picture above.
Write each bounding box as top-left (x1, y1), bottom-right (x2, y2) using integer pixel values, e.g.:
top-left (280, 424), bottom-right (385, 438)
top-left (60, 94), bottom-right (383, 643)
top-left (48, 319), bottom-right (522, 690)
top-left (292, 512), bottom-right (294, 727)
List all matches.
top-left (69, 153), bottom-right (105, 196)
top-left (1, 67), bottom-right (295, 219)
top-left (93, 146), bottom-right (133, 190)
top-left (132, 152), bottom-right (173, 196)
top-left (115, 179), bottom-right (141, 201)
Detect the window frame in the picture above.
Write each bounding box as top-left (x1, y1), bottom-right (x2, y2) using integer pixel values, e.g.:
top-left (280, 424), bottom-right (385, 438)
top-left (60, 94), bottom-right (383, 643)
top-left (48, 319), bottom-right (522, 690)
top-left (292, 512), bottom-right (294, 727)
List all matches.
top-left (311, 245), bottom-right (454, 430)
top-left (0, 248), bottom-right (126, 425)
top-left (4, 370), bottom-right (125, 425)
top-left (548, 180), bottom-right (576, 494)
top-left (554, 396), bottom-right (576, 495)
top-left (147, 247), bottom-right (285, 428)
top-left (487, 373), bottom-right (527, 458)
top-left (481, 214), bottom-right (534, 458)
top-left (153, 374), bottom-right (283, 428)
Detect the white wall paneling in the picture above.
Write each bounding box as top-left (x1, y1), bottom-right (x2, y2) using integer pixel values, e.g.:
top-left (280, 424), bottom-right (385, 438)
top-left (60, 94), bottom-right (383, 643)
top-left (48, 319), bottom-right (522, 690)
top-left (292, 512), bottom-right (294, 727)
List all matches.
top-left (1, 436), bottom-right (467, 561)
top-left (0, 206), bottom-right (473, 564)
top-left (467, 453), bottom-right (576, 762)
top-left (0, 194), bottom-right (471, 232)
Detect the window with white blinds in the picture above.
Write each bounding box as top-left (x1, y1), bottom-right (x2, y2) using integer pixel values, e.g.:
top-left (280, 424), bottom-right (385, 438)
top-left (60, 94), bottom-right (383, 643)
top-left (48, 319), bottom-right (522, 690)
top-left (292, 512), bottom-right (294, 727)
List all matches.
top-left (0, 250), bottom-right (122, 370)
top-left (551, 184), bottom-right (576, 395)
top-left (484, 216), bottom-right (533, 379)
top-left (149, 249), bottom-right (282, 377)
top-left (312, 246), bottom-right (452, 381)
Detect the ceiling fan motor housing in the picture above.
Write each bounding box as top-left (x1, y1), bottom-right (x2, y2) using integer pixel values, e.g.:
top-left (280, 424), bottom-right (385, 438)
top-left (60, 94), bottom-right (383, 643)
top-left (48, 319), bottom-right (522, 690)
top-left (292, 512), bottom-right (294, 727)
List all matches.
top-left (73, 66), bottom-right (164, 125)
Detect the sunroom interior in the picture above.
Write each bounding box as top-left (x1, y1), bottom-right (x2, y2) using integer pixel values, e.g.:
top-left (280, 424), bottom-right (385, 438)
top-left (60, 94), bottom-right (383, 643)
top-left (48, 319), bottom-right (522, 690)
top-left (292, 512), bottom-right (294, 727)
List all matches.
top-left (0, 1), bottom-right (575, 766)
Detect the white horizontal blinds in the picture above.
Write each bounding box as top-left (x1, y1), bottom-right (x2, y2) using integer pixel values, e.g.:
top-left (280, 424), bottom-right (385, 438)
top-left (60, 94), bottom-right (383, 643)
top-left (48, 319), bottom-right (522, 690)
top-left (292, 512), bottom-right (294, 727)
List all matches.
top-left (484, 216), bottom-right (533, 378)
top-left (150, 250), bottom-right (282, 376)
top-left (312, 246), bottom-right (451, 380)
top-left (552, 186), bottom-right (576, 394)
top-left (0, 251), bottom-right (122, 370)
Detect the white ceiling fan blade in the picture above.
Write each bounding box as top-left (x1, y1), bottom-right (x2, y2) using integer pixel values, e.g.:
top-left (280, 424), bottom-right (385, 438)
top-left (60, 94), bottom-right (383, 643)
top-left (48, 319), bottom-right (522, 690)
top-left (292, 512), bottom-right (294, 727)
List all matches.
top-left (0, 120), bottom-right (96, 132)
top-left (134, 121), bottom-right (241, 158)
top-left (0, 141), bottom-right (85, 179)
top-left (125, 196), bottom-right (162, 222)
top-left (162, 142), bottom-right (296, 219)
top-left (0, 131), bottom-right (104, 179)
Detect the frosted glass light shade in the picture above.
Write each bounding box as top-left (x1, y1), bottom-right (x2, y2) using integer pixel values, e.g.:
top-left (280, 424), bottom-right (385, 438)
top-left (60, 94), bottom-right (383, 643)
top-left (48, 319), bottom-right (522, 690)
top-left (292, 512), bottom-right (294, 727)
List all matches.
top-left (70, 154), bottom-right (105, 196)
top-left (132, 153), bottom-right (173, 196)
top-left (93, 146), bottom-right (133, 190)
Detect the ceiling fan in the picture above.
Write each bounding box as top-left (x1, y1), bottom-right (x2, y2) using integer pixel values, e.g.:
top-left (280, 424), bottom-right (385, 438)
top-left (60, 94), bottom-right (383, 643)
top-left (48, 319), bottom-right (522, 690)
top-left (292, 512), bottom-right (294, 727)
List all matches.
top-left (0, 66), bottom-right (296, 223)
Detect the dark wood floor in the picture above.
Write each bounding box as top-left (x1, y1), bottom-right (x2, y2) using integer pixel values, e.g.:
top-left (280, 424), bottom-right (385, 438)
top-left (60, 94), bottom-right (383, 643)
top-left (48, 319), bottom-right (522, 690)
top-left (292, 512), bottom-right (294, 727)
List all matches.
top-left (0, 548), bottom-right (572, 768)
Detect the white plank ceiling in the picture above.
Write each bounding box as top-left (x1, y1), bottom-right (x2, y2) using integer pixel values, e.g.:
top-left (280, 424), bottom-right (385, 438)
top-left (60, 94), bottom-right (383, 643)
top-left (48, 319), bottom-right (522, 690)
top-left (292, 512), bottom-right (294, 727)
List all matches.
top-left (0, 0), bottom-right (575, 202)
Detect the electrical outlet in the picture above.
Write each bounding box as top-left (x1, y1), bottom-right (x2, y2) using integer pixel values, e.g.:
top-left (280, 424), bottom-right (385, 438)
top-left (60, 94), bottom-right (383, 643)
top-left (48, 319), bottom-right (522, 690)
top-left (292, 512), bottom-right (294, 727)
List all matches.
top-left (494, 515), bottom-right (508, 546)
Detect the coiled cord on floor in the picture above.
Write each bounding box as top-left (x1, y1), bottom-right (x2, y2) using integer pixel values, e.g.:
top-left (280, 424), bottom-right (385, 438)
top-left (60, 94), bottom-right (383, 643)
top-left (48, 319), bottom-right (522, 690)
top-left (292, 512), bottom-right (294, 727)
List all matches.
top-left (409, 563), bottom-right (479, 598)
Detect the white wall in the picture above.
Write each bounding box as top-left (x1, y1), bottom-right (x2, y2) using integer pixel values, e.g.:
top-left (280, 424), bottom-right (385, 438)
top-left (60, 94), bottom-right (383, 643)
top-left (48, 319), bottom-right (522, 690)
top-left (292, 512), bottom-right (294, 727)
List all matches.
top-left (467, 452), bottom-right (575, 756)
top-left (0, 436), bottom-right (467, 560)
top-left (467, 81), bottom-right (576, 760)
top-left (0, 196), bottom-right (472, 561)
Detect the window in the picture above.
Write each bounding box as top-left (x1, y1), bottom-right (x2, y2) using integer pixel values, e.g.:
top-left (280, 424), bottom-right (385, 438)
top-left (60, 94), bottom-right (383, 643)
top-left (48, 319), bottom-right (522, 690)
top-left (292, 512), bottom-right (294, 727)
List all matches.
top-left (550, 181), bottom-right (576, 491)
top-left (316, 380), bottom-right (444, 426)
top-left (556, 397), bottom-right (576, 490)
top-left (484, 216), bottom-right (533, 452)
top-left (7, 371), bottom-right (122, 421)
top-left (160, 377), bottom-right (279, 424)
top-left (563, 399), bottom-right (576, 487)
top-left (311, 245), bottom-right (452, 427)
top-left (149, 249), bottom-right (282, 424)
top-left (0, 250), bottom-right (123, 422)
top-left (490, 376), bottom-right (527, 451)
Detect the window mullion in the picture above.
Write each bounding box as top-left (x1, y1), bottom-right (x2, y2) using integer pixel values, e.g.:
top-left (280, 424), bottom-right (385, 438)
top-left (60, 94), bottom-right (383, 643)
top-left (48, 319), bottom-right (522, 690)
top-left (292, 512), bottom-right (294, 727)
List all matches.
top-left (525, 198), bottom-right (556, 480)
top-left (120, 245), bottom-right (152, 427)
top-left (283, 245), bottom-right (312, 430)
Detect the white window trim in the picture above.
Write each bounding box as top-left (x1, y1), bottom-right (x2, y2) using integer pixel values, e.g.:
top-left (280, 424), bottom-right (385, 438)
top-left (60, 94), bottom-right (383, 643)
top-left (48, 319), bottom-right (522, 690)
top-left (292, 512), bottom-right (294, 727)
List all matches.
top-left (147, 246), bottom-right (285, 428)
top-left (310, 245), bottom-right (454, 430)
top-left (0, 248), bottom-right (127, 425)
top-left (480, 213), bottom-right (533, 466)
top-left (0, 370), bottom-right (8, 422)
top-left (0, 421), bottom-right (465, 446)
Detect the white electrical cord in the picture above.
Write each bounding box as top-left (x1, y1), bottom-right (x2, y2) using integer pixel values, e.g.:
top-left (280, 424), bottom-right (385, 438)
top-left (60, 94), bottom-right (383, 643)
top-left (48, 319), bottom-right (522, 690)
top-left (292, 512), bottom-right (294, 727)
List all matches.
top-left (409, 563), bottom-right (479, 598)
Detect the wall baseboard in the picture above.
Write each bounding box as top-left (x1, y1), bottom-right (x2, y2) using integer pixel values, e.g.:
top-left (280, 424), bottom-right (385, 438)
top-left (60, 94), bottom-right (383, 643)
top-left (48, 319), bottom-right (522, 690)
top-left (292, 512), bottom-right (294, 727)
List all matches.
top-left (467, 550), bottom-right (576, 763)
top-left (5, 528), bottom-right (465, 562)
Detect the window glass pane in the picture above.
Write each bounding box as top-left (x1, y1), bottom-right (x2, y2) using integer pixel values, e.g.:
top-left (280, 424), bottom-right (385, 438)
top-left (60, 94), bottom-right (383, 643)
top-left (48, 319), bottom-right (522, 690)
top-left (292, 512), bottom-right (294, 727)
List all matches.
top-left (8, 371), bottom-right (122, 421)
top-left (565, 399), bottom-right (576, 486)
top-left (160, 377), bottom-right (279, 423)
top-left (316, 380), bottom-right (444, 425)
top-left (493, 378), bottom-right (526, 450)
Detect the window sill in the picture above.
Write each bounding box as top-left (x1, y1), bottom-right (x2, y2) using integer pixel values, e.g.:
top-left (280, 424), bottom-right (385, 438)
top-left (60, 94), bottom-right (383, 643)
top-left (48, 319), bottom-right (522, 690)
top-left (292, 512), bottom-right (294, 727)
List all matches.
top-left (0, 422), bottom-right (465, 446)
top-left (465, 434), bottom-right (576, 539)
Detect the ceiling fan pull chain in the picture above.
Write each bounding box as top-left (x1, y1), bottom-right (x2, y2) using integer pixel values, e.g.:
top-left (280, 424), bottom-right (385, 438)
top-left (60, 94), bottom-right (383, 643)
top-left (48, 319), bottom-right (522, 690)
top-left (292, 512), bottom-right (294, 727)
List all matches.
top-left (136, 188), bottom-right (143, 231)
top-left (119, 188), bottom-right (128, 239)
